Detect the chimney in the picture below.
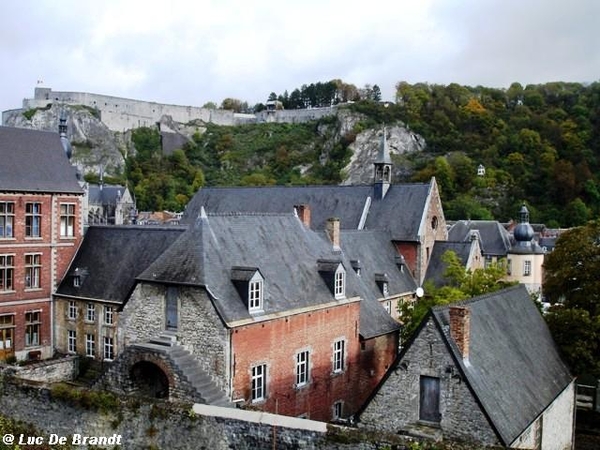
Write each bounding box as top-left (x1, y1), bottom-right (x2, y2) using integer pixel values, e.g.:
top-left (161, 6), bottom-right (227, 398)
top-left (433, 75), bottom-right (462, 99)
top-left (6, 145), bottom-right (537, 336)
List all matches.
top-left (295, 204), bottom-right (311, 228)
top-left (325, 217), bottom-right (341, 249)
top-left (449, 306), bottom-right (470, 359)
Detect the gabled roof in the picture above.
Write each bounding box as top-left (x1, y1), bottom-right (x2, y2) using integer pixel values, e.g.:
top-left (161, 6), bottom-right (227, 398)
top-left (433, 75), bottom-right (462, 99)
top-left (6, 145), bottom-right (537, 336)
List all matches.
top-left (56, 226), bottom-right (185, 303)
top-left (431, 285), bottom-right (573, 445)
top-left (424, 241), bottom-right (474, 288)
top-left (0, 126), bottom-right (83, 194)
top-left (181, 182), bottom-right (433, 241)
top-left (448, 220), bottom-right (511, 257)
top-left (88, 184), bottom-right (132, 205)
top-left (138, 212), bottom-right (400, 338)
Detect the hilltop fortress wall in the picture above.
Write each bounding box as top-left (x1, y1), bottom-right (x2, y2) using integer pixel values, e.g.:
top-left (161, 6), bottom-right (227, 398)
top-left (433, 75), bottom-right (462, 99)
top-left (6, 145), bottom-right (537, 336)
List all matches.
top-left (8, 87), bottom-right (337, 131)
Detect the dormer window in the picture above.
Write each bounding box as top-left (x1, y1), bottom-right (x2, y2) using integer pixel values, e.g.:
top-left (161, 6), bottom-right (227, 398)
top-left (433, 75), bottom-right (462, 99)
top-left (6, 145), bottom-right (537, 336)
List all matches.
top-left (375, 273), bottom-right (389, 297)
top-left (232, 266), bottom-right (264, 314)
top-left (249, 274), bottom-right (263, 312)
top-left (318, 259), bottom-right (346, 299)
top-left (73, 276), bottom-right (81, 287)
top-left (334, 268), bottom-right (345, 299)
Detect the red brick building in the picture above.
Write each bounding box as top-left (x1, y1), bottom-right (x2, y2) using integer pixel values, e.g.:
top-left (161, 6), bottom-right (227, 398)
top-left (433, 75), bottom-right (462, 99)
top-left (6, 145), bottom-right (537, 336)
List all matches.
top-left (0, 125), bottom-right (83, 361)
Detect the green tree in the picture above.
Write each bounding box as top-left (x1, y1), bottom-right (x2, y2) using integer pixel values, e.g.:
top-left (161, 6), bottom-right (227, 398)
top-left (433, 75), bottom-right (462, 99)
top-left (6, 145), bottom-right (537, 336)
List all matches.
top-left (400, 251), bottom-right (514, 340)
top-left (543, 220), bottom-right (600, 376)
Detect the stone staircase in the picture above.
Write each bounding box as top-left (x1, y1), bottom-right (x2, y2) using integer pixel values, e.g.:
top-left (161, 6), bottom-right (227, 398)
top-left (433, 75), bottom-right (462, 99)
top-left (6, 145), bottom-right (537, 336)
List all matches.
top-left (134, 332), bottom-right (233, 407)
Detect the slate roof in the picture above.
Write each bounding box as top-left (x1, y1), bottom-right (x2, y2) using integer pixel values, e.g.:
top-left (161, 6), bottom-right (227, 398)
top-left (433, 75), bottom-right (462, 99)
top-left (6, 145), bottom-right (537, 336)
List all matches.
top-left (88, 185), bottom-right (130, 205)
top-left (56, 226), bottom-right (185, 303)
top-left (139, 212), bottom-right (399, 338)
top-left (181, 182), bottom-right (433, 241)
top-left (431, 285), bottom-right (573, 445)
top-left (336, 230), bottom-right (414, 338)
top-left (448, 220), bottom-right (511, 257)
top-left (0, 126), bottom-right (83, 194)
top-left (424, 241), bottom-right (474, 288)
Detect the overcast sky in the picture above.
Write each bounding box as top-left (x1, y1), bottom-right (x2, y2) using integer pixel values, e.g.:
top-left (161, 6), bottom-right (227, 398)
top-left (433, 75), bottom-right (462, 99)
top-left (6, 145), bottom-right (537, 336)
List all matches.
top-left (1, 0), bottom-right (598, 114)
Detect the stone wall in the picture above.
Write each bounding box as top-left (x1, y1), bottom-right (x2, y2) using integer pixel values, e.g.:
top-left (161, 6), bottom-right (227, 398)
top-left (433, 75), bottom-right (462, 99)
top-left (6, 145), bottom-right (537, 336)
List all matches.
top-left (359, 316), bottom-right (500, 446)
top-left (4, 356), bottom-right (78, 383)
top-left (0, 378), bottom-right (500, 450)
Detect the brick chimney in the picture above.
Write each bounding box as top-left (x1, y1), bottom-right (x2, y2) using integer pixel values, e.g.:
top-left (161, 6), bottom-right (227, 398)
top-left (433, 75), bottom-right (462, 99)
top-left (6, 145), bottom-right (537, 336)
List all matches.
top-left (295, 204), bottom-right (311, 228)
top-left (325, 217), bottom-right (340, 249)
top-left (449, 306), bottom-right (470, 359)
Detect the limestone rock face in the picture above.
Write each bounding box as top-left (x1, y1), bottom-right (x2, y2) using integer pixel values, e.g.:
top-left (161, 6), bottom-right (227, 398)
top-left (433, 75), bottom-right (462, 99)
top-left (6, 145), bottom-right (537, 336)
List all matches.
top-left (3, 104), bottom-right (126, 178)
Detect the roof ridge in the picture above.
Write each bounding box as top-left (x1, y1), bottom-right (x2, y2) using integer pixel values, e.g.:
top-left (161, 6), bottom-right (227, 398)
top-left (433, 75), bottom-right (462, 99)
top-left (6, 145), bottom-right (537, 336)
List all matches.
top-left (207, 211), bottom-right (296, 217)
top-left (431, 284), bottom-right (524, 310)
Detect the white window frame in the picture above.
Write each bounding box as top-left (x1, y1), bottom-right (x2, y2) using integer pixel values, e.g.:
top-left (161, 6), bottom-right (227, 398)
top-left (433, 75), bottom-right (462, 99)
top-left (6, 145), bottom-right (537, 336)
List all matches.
top-left (24, 253), bottom-right (41, 289)
top-left (103, 336), bottom-right (114, 361)
top-left (86, 333), bottom-right (95, 357)
top-left (67, 330), bottom-right (76, 353)
top-left (104, 306), bottom-right (114, 325)
top-left (0, 254), bottom-right (15, 292)
top-left (248, 272), bottom-right (263, 313)
top-left (25, 311), bottom-right (40, 347)
top-left (60, 203), bottom-right (76, 237)
top-left (0, 202), bottom-right (14, 238)
top-left (333, 339), bottom-right (345, 373)
top-left (251, 364), bottom-right (267, 402)
top-left (25, 202), bottom-right (42, 238)
top-left (296, 350), bottom-right (310, 387)
top-left (86, 303), bottom-right (95, 322)
top-left (334, 266), bottom-right (345, 299)
top-left (523, 260), bottom-right (532, 276)
top-left (68, 301), bottom-right (77, 320)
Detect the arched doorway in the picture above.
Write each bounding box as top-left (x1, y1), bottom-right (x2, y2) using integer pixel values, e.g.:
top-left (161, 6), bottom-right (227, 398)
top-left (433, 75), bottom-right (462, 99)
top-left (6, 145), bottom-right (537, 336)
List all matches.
top-left (130, 361), bottom-right (170, 399)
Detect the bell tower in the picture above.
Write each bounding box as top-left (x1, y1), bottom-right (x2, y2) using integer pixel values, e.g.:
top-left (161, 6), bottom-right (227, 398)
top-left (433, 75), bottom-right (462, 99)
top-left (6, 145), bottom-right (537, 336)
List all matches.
top-left (374, 128), bottom-right (392, 200)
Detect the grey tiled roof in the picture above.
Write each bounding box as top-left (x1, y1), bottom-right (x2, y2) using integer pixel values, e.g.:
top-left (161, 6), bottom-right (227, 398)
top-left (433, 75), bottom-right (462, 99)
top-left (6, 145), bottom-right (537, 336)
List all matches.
top-left (432, 285), bottom-right (573, 445)
top-left (88, 185), bottom-right (129, 205)
top-left (139, 213), bottom-right (399, 338)
top-left (448, 220), bottom-right (511, 257)
top-left (56, 226), bottom-right (185, 303)
top-left (0, 126), bottom-right (83, 194)
top-left (424, 241), bottom-right (473, 288)
top-left (182, 182), bottom-right (432, 241)
top-left (337, 230), bottom-right (413, 338)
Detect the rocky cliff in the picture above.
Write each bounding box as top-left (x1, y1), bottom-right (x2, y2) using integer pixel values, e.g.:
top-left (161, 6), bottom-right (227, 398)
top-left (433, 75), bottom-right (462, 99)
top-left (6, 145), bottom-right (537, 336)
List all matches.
top-left (2, 103), bottom-right (425, 185)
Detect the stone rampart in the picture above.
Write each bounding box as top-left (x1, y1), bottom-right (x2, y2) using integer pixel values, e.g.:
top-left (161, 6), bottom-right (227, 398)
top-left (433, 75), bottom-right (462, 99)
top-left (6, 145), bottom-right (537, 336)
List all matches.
top-left (8, 87), bottom-right (338, 131)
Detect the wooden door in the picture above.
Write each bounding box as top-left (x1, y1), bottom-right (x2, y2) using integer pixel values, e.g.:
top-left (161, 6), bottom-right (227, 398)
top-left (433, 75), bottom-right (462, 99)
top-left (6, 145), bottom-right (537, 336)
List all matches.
top-left (419, 376), bottom-right (440, 422)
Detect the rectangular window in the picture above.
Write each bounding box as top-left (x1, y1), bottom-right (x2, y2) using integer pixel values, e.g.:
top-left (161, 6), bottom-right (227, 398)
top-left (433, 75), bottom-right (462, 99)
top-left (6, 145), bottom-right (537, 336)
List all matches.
top-left (332, 401), bottom-right (343, 420)
top-left (333, 339), bottom-right (345, 373)
top-left (484, 255), bottom-right (492, 269)
top-left (507, 259), bottom-right (512, 276)
top-left (334, 270), bottom-right (345, 298)
top-left (251, 364), bottom-right (266, 402)
top-left (103, 336), bottom-right (114, 361)
top-left (25, 202), bottom-right (42, 237)
top-left (0, 202), bottom-right (14, 238)
top-left (249, 280), bottom-right (262, 312)
top-left (296, 350), bottom-right (310, 387)
top-left (86, 303), bottom-right (95, 322)
top-left (60, 204), bottom-right (75, 237)
top-left (25, 254), bottom-right (41, 289)
top-left (0, 255), bottom-right (14, 291)
top-left (68, 301), bottom-right (77, 319)
top-left (104, 306), bottom-right (114, 325)
top-left (523, 260), bottom-right (532, 276)
top-left (25, 311), bottom-right (40, 347)
top-left (86, 334), bottom-right (95, 357)
top-left (0, 315), bottom-right (15, 351)
top-left (67, 330), bottom-right (76, 353)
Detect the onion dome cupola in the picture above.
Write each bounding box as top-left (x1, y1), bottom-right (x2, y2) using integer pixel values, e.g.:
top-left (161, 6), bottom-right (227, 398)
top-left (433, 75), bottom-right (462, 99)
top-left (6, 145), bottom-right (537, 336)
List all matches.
top-left (374, 127), bottom-right (392, 200)
top-left (513, 204), bottom-right (535, 248)
top-left (59, 109), bottom-right (73, 160)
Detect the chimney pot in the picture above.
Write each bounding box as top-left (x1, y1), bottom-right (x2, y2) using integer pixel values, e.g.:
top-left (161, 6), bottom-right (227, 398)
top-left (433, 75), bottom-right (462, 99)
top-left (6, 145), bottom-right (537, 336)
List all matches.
top-left (449, 306), bottom-right (470, 359)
